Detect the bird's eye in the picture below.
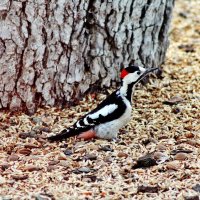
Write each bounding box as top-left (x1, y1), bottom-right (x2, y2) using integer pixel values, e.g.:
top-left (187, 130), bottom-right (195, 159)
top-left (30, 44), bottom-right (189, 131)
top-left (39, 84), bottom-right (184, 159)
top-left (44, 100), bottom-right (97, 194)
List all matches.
top-left (137, 71), bottom-right (141, 75)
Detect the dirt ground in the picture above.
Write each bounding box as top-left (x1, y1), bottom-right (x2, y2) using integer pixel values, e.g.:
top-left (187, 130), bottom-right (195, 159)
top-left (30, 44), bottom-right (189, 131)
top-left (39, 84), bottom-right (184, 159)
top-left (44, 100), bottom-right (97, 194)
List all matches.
top-left (0, 0), bottom-right (200, 199)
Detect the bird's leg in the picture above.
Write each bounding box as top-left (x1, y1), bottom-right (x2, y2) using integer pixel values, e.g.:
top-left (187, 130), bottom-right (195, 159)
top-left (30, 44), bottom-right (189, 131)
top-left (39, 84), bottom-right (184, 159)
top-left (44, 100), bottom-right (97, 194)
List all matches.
top-left (77, 130), bottom-right (97, 140)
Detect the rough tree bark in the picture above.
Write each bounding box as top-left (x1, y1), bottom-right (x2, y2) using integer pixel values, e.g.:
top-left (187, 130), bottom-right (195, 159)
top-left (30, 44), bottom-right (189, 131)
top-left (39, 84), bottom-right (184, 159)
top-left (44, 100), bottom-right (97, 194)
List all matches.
top-left (0, 0), bottom-right (174, 113)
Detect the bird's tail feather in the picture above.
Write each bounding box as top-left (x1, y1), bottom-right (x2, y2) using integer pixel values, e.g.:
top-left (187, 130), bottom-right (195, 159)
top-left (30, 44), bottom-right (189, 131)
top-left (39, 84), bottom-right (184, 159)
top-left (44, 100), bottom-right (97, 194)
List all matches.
top-left (47, 128), bottom-right (79, 141)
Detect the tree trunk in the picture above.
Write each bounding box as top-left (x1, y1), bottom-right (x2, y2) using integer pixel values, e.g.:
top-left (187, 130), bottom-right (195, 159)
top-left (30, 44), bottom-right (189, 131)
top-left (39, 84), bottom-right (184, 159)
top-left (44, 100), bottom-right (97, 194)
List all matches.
top-left (0, 0), bottom-right (174, 113)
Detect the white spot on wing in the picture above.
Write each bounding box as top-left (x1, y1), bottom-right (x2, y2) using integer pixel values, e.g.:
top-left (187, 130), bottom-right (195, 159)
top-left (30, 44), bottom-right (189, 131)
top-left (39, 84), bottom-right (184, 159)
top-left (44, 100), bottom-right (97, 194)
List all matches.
top-left (88, 104), bottom-right (118, 120)
top-left (83, 117), bottom-right (89, 125)
top-left (76, 121), bottom-right (81, 128)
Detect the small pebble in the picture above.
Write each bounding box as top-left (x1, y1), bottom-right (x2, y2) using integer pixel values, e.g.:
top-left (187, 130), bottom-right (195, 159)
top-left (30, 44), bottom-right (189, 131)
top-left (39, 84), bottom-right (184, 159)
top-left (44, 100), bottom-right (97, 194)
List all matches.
top-left (153, 152), bottom-right (169, 163)
top-left (73, 167), bottom-right (91, 174)
top-left (137, 185), bottom-right (159, 193)
top-left (59, 160), bottom-right (70, 167)
top-left (17, 148), bottom-right (31, 156)
top-left (185, 133), bottom-right (194, 138)
top-left (184, 195), bottom-right (199, 200)
top-left (156, 144), bottom-right (167, 151)
top-left (8, 154), bottom-right (19, 162)
top-left (174, 152), bottom-right (188, 160)
top-left (11, 174), bottom-right (28, 180)
top-left (84, 175), bottom-right (97, 182)
top-left (166, 161), bottom-right (181, 171)
top-left (1, 163), bottom-right (10, 170)
top-left (78, 167), bottom-right (91, 173)
top-left (85, 154), bottom-right (97, 160)
top-left (192, 184), bottom-right (200, 193)
top-left (172, 107), bottom-right (181, 114)
top-left (39, 127), bottom-right (51, 133)
top-left (35, 193), bottom-right (55, 200)
top-left (47, 165), bottom-right (57, 172)
top-left (24, 165), bottom-right (41, 172)
top-left (32, 117), bottom-right (42, 124)
top-left (18, 131), bottom-right (37, 139)
top-left (63, 149), bottom-right (73, 156)
top-left (132, 153), bottom-right (157, 169)
top-left (0, 176), bottom-right (6, 184)
top-left (48, 160), bottom-right (60, 165)
top-left (117, 152), bottom-right (128, 158)
top-left (99, 145), bottom-right (113, 152)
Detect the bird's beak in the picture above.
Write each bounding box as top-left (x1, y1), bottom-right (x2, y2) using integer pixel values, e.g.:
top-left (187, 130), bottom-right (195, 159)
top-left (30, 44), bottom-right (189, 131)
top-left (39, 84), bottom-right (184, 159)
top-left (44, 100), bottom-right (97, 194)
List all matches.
top-left (136, 67), bottom-right (158, 83)
top-left (145, 67), bottom-right (159, 74)
top-left (142, 67), bottom-right (158, 77)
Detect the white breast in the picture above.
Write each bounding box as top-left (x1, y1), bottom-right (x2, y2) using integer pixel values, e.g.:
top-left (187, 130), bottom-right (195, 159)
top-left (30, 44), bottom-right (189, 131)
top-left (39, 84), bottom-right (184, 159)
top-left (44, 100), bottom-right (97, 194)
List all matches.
top-left (95, 97), bottom-right (132, 139)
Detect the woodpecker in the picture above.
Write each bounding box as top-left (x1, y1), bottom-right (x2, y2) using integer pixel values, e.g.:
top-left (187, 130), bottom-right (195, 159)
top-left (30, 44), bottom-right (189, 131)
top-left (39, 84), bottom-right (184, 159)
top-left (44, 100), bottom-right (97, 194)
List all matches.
top-left (48, 65), bottom-right (158, 141)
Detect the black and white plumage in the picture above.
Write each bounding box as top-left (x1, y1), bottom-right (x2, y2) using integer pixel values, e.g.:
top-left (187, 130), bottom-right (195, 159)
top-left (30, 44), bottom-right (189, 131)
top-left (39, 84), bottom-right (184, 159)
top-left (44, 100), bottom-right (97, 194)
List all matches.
top-left (48, 65), bottom-right (158, 141)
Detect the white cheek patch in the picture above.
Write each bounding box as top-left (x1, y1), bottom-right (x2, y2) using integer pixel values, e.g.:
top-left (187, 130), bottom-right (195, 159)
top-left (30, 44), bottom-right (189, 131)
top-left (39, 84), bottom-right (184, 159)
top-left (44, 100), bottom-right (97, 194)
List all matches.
top-left (89, 104), bottom-right (118, 120)
top-left (139, 66), bottom-right (146, 73)
top-left (125, 73), bottom-right (138, 82)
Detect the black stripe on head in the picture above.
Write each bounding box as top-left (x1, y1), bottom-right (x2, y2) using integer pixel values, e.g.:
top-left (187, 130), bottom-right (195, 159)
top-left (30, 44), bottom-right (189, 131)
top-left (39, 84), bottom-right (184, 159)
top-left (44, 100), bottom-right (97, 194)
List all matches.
top-left (125, 65), bottom-right (140, 73)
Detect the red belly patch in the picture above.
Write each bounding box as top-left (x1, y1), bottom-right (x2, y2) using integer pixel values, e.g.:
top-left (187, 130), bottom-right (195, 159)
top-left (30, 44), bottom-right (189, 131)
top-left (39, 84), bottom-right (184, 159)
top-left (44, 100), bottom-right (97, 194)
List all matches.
top-left (77, 130), bottom-right (97, 140)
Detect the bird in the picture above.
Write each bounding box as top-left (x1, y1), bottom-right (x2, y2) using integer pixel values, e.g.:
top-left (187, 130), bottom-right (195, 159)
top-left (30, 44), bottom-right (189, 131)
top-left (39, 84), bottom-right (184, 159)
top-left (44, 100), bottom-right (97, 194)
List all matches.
top-left (48, 64), bottom-right (158, 141)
